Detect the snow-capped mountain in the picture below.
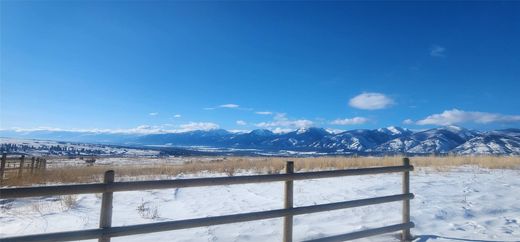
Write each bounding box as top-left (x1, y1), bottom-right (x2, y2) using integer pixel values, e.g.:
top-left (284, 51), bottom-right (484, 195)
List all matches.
top-left (452, 129), bottom-right (520, 155)
top-left (1, 126), bottom-right (519, 155)
top-left (376, 126), bottom-right (479, 154)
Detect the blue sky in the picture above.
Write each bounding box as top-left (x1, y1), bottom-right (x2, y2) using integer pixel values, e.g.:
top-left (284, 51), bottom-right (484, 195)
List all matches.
top-left (1, 1), bottom-right (519, 133)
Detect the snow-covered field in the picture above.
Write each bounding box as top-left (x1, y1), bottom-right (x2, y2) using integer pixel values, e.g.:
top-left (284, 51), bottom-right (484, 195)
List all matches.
top-left (1, 167), bottom-right (519, 242)
top-left (0, 138), bottom-right (161, 157)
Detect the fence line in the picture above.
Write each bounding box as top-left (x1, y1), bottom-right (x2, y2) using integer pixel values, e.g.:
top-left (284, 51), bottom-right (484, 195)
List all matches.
top-left (1, 165), bottom-right (412, 198)
top-left (0, 158), bottom-right (415, 242)
top-left (0, 153), bottom-right (47, 182)
top-left (284, 161), bottom-right (294, 242)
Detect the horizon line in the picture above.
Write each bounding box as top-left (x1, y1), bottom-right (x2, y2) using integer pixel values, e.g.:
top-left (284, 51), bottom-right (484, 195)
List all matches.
top-left (0, 125), bottom-right (516, 136)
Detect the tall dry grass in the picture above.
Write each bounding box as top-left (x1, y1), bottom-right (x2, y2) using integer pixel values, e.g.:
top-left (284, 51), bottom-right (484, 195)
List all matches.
top-left (2, 156), bottom-right (519, 187)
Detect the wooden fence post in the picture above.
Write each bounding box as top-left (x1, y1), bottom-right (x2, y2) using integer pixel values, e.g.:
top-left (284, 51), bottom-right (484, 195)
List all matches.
top-left (35, 158), bottom-right (40, 172)
top-left (31, 157), bottom-right (36, 174)
top-left (402, 157), bottom-right (412, 241)
top-left (99, 170), bottom-right (115, 242)
top-left (18, 155), bottom-right (25, 178)
top-left (0, 153), bottom-right (6, 182)
top-left (283, 161), bottom-right (294, 242)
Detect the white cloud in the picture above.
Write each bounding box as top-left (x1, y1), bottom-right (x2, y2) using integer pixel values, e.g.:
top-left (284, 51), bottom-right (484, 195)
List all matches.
top-left (149, 112), bottom-right (159, 116)
top-left (256, 120), bottom-right (313, 129)
top-left (178, 122), bottom-right (219, 131)
top-left (228, 129), bottom-right (250, 133)
top-left (349, 92), bottom-right (394, 110)
top-left (274, 113), bottom-right (287, 120)
top-left (416, 109), bottom-right (520, 126)
top-left (326, 128), bottom-right (346, 134)
top-left (5, 122), bottom-right (222, 134)
top-left (255, 111), bottom-right (273, 115)
top-left (173, 114), bottom-right (182, 118)
top-left (236, 120), bottom-right (247, 126)
top-left (6, 125), bottom-right (171, 134)
top-left (126, 125), bottom-right (164, 133)
top-left (330, 117), bottom-right (369, 125)
top-left (219, 104), bottom-right (239, 108)
top-left (255, 112), bottom-right (313, 129)
top-left (271, 127), bottom-right (293, 134)
top-left (7, 127), bottom-right (70, 132)
top-left (403, 119), bottom-right (414, 125)
top-left (430, 45), bottom-right (446, 57)
top-left (204, 104), bottom-right (241, 110)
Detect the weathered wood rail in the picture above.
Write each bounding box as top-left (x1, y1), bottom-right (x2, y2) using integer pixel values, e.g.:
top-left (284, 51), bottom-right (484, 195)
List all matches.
top-left (0, 153), bottom-right (47, 182)
top-left (0, 158), bottom-right (415, 242)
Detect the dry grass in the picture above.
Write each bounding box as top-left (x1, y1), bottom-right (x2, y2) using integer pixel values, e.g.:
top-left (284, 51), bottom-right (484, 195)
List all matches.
top-left (29, 195), bottom-right (78, 214)
top-left (2, 156), bottom-right (519, 187)
top-left (60, 195), bottom-right (79, 210)
top-left (136, 199), bottom-right (160, 219)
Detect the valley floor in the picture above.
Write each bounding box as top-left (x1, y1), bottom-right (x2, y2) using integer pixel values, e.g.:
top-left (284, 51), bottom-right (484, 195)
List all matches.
top-left (1, 167), bottom-right (519, 242)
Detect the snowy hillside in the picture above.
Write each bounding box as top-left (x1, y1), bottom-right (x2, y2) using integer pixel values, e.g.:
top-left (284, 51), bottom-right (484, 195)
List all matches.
top-left (0, 138), bottom-right (207, 157)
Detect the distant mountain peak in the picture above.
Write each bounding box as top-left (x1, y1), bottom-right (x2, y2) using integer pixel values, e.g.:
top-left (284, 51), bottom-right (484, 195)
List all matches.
top-left (295, 127), bottom-right (329, 135)
top-left (1, 126), bottom-right (518, 155)
top-left (378, 126), bottom-right (409, 135)
top-left (250, 129), bottom-right (274, 136)
top-left (186, 129), bottom-right (231, 136)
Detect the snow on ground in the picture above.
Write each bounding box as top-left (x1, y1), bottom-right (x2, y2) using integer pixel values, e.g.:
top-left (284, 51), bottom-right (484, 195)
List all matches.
top-left (1, 167), bottom-right (519, 242)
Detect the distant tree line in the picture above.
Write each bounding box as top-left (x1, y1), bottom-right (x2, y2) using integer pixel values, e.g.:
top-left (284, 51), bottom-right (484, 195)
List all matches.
top-left (0, 143), bottom-right (107, 156)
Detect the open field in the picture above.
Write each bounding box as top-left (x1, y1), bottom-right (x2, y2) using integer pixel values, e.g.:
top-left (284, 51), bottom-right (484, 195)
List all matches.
top-left (2, 156), bottom-right (519, 187)
top-left (1, 164), bottom-right (519, 241)
top-left (1, 156), bottom-right (519, 241)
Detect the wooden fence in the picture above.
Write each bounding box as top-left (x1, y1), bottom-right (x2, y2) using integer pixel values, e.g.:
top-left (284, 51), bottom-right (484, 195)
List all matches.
top-left (0, 153), bottom-right (47, 182)
top-left (0, 158), bottom-right (415, 242)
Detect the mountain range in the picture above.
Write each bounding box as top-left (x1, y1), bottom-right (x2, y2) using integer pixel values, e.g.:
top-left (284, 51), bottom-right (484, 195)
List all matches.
top-left (1, 126), bottom-right (519, 155)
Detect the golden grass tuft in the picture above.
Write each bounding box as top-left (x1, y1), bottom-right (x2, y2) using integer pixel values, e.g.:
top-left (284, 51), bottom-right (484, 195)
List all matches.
top-left (2, 156), bottom-right (519, 187)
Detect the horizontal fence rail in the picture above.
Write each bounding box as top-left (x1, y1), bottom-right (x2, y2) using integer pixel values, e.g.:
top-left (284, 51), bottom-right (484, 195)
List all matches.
top-left (303, 222), bottom-right (415, 242)
top-left (0, 165), bottom-right (412, 198)
top-left (1, 194), bottom-right (414, 242)
top-left (0, 158), bottom-right (415, 242)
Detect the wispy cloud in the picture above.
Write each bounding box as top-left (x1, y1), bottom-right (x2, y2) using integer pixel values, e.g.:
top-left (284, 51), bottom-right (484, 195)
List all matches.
top-left (330, 117), bottom-right (369, 125)
top-left (326, 128), bottom-right (346, 134)
top-left (129, 125), bottom-right (165, 133)
top-left (349, 92), bottom-right (394, 110)
top-left (173, 114), bottom-right (182, 118)
top-left (256, 113), bottom-right (313, 129)
top-left (219, 104), bottom-right (239, 108)
top-left (256, 120), bottom-right (313, 129)
top-left (178, 122), bottom-right (219, 131)
top-left (228, 129), bottom-right (250, 133)
top-left (255, 111), bottom-right (273, 115)
top-left (430, 45), bottom-right (446, 57)
top-left (4, 122), bottom-right (223, 134)
top-left (271, 127), bottom-right (293, 134)
top-left (204, 104), bottom-right (241, 110)
top-left (149, 112), bottom-right (159, 116)
top-left (403, 119), bottom-right (414, 125)
top-left (5, 125), bottom-right (172, 134)
top-left (236, 120), bottom-right (247, 126)
top-left (415, 109), bottom-right (520, 125)
top-left (274, 113), bottom-right (287, 120)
